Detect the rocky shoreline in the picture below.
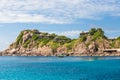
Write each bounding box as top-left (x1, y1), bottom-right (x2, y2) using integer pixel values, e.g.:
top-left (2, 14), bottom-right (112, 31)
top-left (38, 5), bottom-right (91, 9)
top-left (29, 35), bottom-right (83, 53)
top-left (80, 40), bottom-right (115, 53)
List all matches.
top-left (1, 48), bottom-right (120, 56)
top-left (1, 28), bottom-right (120, 56)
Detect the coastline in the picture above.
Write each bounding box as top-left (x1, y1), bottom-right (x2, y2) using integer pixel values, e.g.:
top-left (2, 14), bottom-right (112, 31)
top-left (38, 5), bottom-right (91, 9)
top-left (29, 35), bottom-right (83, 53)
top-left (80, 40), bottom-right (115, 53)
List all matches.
top-left (1, 28), bottom-right (120, 57)
top-left (0, 51), bottom-right (120, 56)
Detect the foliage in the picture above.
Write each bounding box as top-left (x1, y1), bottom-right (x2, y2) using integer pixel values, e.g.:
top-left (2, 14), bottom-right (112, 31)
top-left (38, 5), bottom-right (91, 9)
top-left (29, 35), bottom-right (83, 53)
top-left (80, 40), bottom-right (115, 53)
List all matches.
top-left (47, 41), bottom-right (59, 53)
top-left (80, 35), bottom-right (87, 42)
top-left (55, 36), bottom-right (71, 44)
top-left (32, 33), bottom-right (39, 41)
top-left (117, 36), bottom-right (120, 40)
top-left (23, 39), bottom-right (30, 48)
top-left (39, 38), bottom-right (50, 47)
top-left (89, 28), bottom-right (104, 36)
top-left (64, 39), bottom-right (77, 52)
top-left (89, 28), bottom-right (106, 41)
top-left (92, 31), bottom-right (101, 41)
top-left (13, 28), bottom-right (109, 50)
top-left (111, 41), bottom-right (115, 48)
top-left (15, 31), bottom-right (23, 46)
top-left (89, 28), bottom-right (97, 35)
top-left (51, 33), bottom-right (57, 37)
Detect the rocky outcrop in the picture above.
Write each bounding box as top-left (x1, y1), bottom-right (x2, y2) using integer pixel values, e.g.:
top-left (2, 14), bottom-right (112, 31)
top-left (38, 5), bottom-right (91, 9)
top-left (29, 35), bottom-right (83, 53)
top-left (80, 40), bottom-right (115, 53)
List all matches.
top-left (38, 46), bottom-right (53, 56)
top-left (57, 46), bottom-right (67, 53)
top-left (1, 28), bottom-right (120, 56)
top-left (88, 42), bottom-right (98, 53)
top-left (73, 42), bottom-right (88, 54)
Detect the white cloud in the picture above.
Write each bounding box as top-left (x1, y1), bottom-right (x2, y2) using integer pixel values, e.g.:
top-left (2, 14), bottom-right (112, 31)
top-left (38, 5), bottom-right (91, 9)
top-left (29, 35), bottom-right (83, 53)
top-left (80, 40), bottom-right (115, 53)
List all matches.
top-left (0, 12), bottom-right (69, 24)
top-left (0, 0), bottom-right (120, 24)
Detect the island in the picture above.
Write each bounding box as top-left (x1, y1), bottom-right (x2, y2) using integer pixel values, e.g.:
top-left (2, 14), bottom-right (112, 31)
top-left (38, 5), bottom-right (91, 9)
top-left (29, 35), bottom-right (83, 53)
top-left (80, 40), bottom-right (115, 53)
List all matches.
top-left (1, 28), bottom-right (120, 56)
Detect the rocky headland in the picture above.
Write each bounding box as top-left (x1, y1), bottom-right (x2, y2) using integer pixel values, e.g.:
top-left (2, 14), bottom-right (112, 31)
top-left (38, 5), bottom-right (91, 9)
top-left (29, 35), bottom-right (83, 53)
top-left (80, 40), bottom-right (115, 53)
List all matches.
top-left (1, 28), bottom-right (120, 56)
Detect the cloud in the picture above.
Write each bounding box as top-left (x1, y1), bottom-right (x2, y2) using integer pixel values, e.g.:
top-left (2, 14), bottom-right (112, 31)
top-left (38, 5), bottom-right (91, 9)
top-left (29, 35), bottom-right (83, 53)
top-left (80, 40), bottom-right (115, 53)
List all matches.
top-left (0, 0), bottom-right (120, 24)
top-left (0, 12), bottom-right (69, 24)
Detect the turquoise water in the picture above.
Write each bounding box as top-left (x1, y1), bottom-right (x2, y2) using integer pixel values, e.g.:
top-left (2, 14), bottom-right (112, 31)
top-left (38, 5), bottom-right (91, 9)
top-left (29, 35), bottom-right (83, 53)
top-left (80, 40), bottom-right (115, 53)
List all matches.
top-left (0, 57), bottom-right (120, 80)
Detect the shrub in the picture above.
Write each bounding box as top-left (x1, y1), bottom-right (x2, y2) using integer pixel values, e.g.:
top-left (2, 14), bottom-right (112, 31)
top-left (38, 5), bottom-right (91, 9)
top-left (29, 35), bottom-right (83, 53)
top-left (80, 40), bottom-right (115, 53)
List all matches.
top-left (16, 31), bottom-right (23, 46)
top-left (51, 33), bottom-right (57, 37)
top-left (117, 36), bottom-right (120, 40)
top-left (80, 35), bottom-right (87, 42)
top-left (89, 28), bottom-right (97, 35)
top-left (32, 33), bottom-right (39, 41)
top-left (39, 38), bottom-right (50, 47)
top-left (55, 36), bottom-right (71, 44)
top-left (64, 39), bottom-right (76, 52)
top-left (49, 41), bottom-right (59, 53)
top-left (23, 39), bottom-right (30, 48)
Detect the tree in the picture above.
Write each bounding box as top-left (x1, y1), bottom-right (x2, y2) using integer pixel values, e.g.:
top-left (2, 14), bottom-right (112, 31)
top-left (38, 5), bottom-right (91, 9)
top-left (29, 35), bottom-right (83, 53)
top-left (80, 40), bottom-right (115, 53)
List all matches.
top-left (89, 28), bottom-right (97, 35)
top-left (97, 28), bottom-right (104, 36)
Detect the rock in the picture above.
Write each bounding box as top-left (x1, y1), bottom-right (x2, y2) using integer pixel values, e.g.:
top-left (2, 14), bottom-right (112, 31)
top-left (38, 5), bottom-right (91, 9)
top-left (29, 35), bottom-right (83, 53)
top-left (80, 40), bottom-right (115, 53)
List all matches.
top-left (9, 48), bottom-right (17, 54)
top-left (38, 46), bottom-right (53, 56)
top-left (1, 28), bottom-right (120, 56)
top-left (57, 46), bottom-right (67, 54)
top-left (73, 42), bottom-right (88, 54)
top-left (88, 42), bottom-right (98, 53)
top-left (23, 33), bottom-right (32, 43)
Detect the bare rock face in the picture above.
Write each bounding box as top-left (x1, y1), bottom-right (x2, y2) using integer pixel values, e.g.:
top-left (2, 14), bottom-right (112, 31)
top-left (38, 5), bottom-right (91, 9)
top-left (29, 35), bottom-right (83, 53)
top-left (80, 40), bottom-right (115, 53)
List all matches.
top-left (73, 42), bottom-right (88, 54)
top-left (88, 42), bottom-right (98, 53)
top-left (57, 46), bottom-right (67, 54)
top-left (9, 48), bottom-right (17, 54)
top-left (38, 46), bottom-right (53, 56)
top-left (97, 39), bottom-right (111, 52)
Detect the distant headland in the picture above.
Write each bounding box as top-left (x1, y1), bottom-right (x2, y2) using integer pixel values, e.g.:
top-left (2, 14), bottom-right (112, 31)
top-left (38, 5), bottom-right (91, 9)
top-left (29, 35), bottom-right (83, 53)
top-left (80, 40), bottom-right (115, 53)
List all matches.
top-left (1, 28), bottom-right (120, 56)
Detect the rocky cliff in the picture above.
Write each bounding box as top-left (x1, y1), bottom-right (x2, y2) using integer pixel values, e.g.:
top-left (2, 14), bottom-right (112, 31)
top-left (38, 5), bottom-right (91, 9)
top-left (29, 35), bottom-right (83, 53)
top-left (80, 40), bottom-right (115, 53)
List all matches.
top-left (1, 28), bottom-right (120, 56)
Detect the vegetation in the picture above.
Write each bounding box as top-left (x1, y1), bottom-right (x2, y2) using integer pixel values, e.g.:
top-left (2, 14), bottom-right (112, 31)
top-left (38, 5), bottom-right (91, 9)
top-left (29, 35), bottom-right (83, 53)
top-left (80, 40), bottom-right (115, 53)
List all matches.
top-left (88, 28), bottom-right (107, 41)
top-left (39, 38), bottom-right (51, 47)
top-left (15, 31), bottom-right (24, 47)
top-left (47, 41), bottom-right (60, 53)
top-left (12, 28), bottom-right (115, 52)
top-left (23, 39), bottom-right (31, 48)
top-left (117, 36), bottom-right (120, 40)
top-left (80, 35), bottom-right (87, 42)
top-left (64, 39), bottom-right (77, 52)
top-left (32, 33), bottom-right (39, 41)
top-left (55, 36), bottom-right (71, 44)
top-left (89, 28), bottom-right (97, 35)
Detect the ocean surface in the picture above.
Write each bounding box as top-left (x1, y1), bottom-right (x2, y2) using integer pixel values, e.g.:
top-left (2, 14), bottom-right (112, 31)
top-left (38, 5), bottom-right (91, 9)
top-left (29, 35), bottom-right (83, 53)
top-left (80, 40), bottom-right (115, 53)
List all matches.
top-left (0, 56), bottom-right (120, 80)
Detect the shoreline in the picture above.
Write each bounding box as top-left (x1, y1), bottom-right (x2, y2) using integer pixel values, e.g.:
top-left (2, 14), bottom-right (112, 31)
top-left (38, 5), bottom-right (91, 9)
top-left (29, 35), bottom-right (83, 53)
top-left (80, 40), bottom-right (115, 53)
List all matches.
top-left (0, 52), bottom-right (120, 56)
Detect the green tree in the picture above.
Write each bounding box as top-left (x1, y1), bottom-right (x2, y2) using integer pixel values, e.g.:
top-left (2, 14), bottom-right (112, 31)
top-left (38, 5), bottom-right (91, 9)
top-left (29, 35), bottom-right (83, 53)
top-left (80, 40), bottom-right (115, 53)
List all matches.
top-left (89, 28), bottom-right (97, 35)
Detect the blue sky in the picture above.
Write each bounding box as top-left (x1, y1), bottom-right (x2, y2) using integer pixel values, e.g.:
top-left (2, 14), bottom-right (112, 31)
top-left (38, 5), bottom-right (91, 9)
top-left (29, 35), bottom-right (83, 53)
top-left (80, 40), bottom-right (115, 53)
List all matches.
top-left (0, 0), bottom-right (120, 51)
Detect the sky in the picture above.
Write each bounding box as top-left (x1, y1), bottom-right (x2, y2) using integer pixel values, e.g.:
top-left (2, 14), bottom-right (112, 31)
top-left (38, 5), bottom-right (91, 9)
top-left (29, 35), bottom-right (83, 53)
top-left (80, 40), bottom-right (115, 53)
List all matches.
top-left (0, 0), bottom-right (120, 51)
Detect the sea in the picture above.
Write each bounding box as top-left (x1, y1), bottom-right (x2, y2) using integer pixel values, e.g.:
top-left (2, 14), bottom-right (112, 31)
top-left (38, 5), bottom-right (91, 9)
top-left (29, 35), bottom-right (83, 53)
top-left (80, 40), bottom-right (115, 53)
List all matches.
top-left (0, 56), bottom-right (120, 80)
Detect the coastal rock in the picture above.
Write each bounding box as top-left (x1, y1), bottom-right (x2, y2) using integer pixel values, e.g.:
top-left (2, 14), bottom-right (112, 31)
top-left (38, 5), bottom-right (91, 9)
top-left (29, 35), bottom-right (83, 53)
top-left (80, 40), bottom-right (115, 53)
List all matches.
top-left (88, 42), bottom-right (98, 53)
top-left (73, 42), bottom-right (88, 54)
top-left (57, 46), bottom-right (67, 54)
top-left (9, 48), bottom-right (17, 54)
top-left (1, 28), bottom-right (120, 56)
top-left (38, 46), bottom-right (53, 56)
